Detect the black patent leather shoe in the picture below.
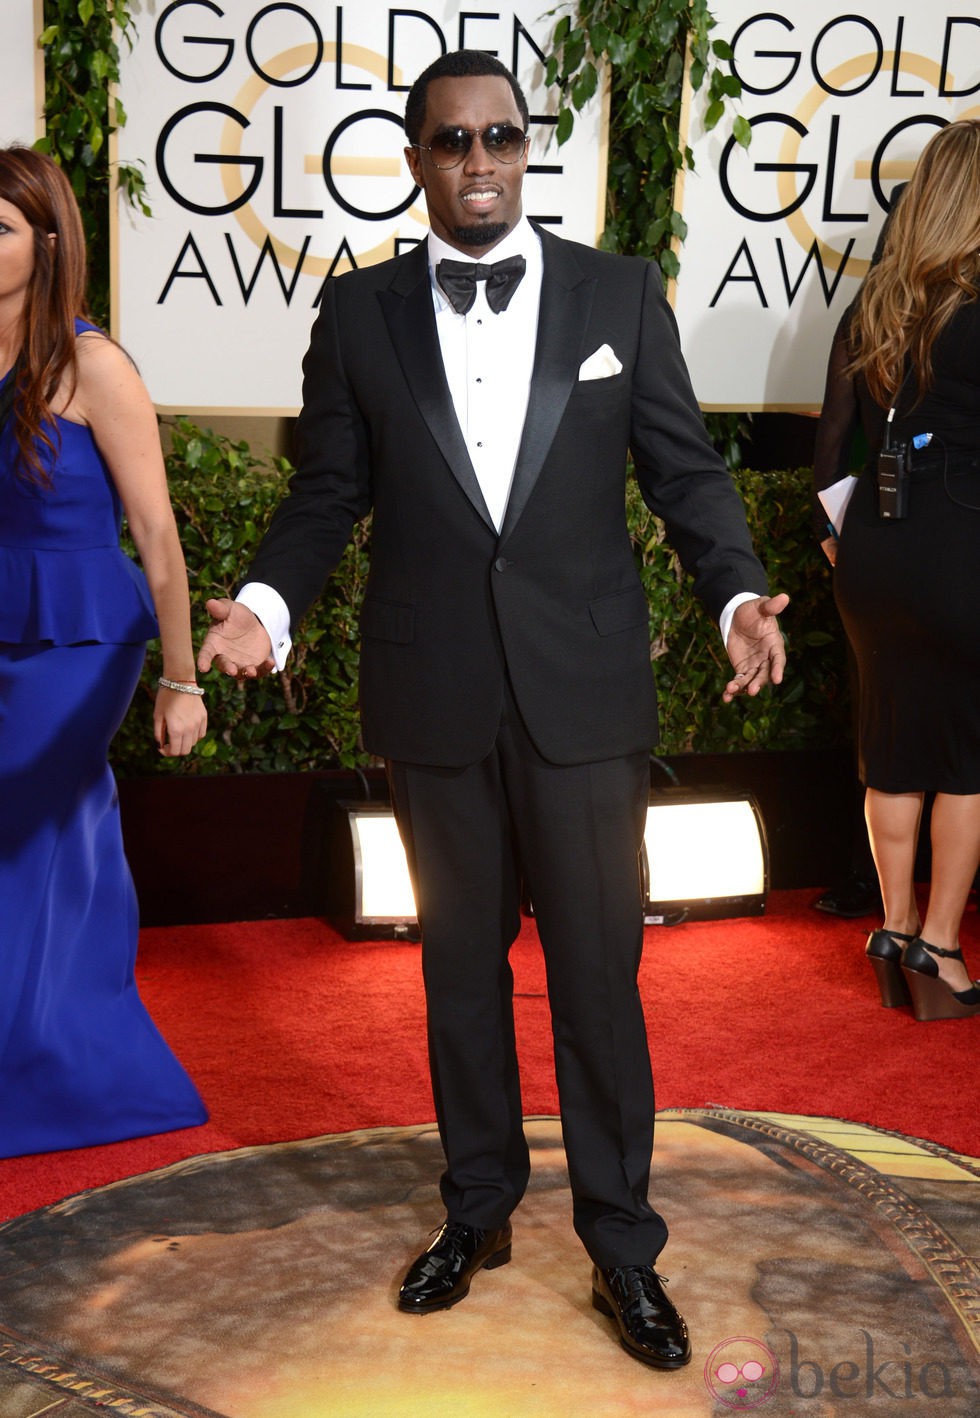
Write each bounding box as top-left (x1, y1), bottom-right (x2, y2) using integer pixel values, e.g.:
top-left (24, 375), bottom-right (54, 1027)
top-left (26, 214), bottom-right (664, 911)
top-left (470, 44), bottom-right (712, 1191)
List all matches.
top-left (592, 1265), bottom-right (691, 1369)
top-left (398, 1220), bottom-right (512, 1313)
top-left (812, 870), bottom-right (882, 919)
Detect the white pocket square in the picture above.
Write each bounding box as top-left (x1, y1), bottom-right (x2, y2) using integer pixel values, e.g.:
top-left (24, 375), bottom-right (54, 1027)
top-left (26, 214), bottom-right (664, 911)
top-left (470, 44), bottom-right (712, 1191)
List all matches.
top-left (578, 343), bottom-right (623, 381)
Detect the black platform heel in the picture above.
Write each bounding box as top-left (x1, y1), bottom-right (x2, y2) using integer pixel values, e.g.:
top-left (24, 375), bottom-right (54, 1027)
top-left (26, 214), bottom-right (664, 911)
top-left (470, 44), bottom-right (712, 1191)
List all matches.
top-left (865, 930), bottom-right (916, 1008)
top-left (901, 939), bottom-right (980, 1022)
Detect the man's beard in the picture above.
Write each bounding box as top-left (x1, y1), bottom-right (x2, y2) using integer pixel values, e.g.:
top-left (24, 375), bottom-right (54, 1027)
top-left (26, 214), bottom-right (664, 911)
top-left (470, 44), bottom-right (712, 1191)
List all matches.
top-left (452, 221), bottom-right (510, 248)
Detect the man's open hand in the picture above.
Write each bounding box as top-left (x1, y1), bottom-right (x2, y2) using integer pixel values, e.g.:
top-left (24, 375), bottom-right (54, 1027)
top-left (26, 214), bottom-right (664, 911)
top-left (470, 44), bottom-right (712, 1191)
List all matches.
top-left (197, 598), bottom-right (275, 679)
top-left (722, 593), bottom-right (789, 703)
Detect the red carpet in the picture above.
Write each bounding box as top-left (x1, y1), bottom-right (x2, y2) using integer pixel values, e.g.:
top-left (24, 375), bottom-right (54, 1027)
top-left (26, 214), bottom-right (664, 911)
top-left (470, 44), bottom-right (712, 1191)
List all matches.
top-left (1, 888), bottom-right (977, 1220)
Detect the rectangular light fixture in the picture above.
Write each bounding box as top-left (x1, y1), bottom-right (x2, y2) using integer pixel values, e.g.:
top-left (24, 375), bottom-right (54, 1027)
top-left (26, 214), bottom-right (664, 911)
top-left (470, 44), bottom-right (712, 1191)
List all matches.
top-left (325, 787), bottom-right (767, 939)
top-left (642, 789), bottom-right (768, 923)
top-left (325, 799), bottom-right (419, 940)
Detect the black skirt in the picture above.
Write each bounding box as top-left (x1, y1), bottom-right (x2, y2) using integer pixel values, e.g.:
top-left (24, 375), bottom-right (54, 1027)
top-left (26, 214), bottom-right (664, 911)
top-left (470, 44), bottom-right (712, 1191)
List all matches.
top-left (834, 449), bottom-right (980, 794)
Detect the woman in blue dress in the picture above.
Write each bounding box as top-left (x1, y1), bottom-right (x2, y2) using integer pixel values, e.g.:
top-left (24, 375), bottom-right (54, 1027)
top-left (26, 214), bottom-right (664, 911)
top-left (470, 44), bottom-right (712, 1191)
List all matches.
top-left (0, 146), bottom-right (208, 1156)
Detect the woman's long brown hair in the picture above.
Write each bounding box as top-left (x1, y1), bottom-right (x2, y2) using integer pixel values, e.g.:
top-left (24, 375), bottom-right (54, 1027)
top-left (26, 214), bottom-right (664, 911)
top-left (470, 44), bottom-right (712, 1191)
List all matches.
top-left (849, 118), bottom-right (980, 408)
top-left (0, 145), bottom-right (89, 485)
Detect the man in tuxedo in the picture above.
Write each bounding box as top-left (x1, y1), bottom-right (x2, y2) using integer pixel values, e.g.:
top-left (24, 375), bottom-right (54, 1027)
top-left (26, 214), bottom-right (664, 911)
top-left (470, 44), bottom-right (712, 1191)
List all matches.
top-left (199, 49), bottom-right (787, 1369)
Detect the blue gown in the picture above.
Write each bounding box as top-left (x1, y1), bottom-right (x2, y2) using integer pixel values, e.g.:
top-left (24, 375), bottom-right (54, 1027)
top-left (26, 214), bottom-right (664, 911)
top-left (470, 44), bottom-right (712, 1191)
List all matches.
top-left (0, 336), bottom-right (207, 1157)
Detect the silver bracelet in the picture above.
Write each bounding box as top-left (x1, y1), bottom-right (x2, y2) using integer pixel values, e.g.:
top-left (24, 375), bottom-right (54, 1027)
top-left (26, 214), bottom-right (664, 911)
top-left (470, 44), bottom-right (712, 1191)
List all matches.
top-left (158, 676), bottom-right (205, 697)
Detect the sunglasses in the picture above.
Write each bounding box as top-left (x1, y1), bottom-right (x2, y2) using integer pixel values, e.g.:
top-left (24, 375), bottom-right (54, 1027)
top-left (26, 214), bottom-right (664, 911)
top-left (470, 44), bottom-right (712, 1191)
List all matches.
top-left (413, 124), bottom-right (529, 170)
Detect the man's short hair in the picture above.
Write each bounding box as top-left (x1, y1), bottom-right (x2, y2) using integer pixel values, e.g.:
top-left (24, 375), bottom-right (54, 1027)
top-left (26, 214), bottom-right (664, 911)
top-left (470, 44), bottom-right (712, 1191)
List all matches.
top-left (404, 50), bottom-right (530, 144)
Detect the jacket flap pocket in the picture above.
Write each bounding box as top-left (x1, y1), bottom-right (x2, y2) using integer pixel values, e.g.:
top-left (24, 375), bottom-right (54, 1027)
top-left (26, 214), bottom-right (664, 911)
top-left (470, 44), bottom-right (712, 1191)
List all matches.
top-left (588, 585), bottom-right (648, 636)
top-left (361, 597), bottom-right (415, 644)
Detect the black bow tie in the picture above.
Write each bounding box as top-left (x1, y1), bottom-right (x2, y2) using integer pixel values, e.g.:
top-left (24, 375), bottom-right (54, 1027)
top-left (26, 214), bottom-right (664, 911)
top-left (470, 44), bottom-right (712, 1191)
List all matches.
top-left (436, 254), bottom-right (527, 314)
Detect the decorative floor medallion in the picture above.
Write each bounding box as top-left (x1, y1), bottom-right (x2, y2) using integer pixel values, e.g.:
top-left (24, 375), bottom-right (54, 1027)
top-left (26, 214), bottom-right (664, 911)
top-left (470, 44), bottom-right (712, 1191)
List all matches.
top-left (1, 1111), bottom-right (977, 1416)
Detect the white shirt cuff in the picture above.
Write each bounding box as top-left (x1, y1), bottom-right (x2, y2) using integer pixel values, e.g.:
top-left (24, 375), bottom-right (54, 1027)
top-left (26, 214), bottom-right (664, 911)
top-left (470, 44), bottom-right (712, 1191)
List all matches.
top-left (236, 582), bottom-right (292, 671)
top-left (719, 592), bottom-right (761, 650)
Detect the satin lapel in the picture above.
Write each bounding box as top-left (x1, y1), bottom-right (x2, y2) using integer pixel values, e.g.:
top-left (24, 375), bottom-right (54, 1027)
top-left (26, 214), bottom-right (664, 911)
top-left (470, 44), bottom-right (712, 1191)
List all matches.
top-left (499, 229), bottom-right (597, 542)
top-left (378, 245), bottom-right (494, 531)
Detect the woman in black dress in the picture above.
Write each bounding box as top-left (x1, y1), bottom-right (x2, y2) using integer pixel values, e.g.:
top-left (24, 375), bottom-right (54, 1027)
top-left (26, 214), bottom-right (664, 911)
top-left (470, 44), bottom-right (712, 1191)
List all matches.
top-left (812, 119), bottom-right (980, 1022)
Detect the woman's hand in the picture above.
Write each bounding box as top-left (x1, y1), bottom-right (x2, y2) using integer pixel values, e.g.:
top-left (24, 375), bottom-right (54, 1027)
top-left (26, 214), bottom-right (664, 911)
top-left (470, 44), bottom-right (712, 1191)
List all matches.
top-left (820, 535), bottom-right (838, 567)
top-left (154, 686), bottom-right (208, 757)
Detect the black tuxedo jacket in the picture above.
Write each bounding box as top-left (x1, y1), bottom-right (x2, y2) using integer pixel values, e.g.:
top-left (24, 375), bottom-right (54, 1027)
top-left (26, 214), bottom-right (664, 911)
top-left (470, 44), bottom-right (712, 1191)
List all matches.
top-left (248, 225), bottom-right (768, 767)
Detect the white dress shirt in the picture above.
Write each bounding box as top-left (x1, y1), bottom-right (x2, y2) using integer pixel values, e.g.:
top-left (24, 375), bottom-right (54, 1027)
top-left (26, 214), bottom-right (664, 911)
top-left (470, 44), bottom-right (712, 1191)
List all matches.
top-left (427, 218), bottom-right (541, 530)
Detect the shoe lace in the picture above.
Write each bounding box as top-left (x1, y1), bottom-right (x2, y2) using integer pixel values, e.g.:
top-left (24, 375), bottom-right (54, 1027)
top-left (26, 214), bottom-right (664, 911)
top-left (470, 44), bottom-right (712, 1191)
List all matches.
top-left (434, 1220), bottom-right (483, 1261)
top-left (609, 1266), bottom-right (671, 1312)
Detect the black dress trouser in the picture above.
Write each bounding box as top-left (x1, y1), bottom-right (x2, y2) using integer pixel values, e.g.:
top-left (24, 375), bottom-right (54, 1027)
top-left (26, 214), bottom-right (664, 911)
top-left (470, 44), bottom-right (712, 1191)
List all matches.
top-left (387, 683), bottom-right (668, 1267)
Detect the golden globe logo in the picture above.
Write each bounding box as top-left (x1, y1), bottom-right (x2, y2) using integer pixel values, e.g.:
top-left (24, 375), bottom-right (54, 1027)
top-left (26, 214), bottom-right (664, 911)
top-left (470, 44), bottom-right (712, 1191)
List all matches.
top-left (705, 13), bottom-right (979, 308)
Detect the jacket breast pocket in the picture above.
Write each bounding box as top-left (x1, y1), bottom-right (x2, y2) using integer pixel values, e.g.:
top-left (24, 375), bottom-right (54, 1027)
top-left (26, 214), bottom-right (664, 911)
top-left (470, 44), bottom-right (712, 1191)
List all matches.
top-left (588, 584), bottom-right (649, 636)
top-left (360, 596), bottom-right (415, 644)
top-left (572, 371), bottom-right (628, 402)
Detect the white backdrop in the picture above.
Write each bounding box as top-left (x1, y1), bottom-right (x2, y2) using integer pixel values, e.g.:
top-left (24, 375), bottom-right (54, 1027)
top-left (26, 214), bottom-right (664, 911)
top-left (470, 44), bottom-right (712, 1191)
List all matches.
top-left (671, 3), bottom-right (980, 410)
top-left (1, 1), bottom-right (44, 145)
top-left (113, 2), bottom-right (608, 414)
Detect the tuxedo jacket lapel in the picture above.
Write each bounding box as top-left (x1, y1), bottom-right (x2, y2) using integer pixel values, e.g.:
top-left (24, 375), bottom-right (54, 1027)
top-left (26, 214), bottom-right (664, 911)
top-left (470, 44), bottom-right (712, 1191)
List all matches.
top-left (500, 229), bottom-right (597, 542)
top-left (378, 244), bottom-right (495, 532)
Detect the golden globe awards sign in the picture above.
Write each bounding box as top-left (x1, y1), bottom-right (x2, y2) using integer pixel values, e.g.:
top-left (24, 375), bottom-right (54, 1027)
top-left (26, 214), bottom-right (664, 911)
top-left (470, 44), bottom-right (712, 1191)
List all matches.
top-left (1, 1), bottom-right (44, 145)
top-left (113, 2), bottom-right (608, 414)
top-left (672, 4), bottom-right (980, 410)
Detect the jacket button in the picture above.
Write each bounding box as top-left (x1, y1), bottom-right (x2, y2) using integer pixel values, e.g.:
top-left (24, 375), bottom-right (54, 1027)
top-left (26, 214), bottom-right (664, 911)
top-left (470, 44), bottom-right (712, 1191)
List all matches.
top-left (494, 557), bottom-right (509, 572)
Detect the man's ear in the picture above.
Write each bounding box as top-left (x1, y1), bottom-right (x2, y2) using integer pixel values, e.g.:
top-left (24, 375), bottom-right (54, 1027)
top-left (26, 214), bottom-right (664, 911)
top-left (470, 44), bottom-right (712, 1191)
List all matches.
top-left (405, 146), bottom-right (425, 191)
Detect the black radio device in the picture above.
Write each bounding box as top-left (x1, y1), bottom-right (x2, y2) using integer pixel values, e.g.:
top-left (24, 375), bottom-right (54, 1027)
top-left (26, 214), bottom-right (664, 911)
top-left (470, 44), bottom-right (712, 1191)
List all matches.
top-left (877, 379), bottom-right (911, 521)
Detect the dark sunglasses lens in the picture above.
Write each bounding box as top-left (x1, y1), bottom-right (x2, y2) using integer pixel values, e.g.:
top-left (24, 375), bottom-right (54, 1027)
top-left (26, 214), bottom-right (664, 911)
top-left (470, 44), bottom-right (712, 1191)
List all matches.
top-left (429, 131), bottom-right (471, 167)
top-left (483, 125), bottom-right (526, 160)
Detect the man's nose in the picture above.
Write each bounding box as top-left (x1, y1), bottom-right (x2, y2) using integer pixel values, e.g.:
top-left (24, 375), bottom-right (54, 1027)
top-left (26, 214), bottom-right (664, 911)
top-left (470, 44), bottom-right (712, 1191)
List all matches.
top-left (463, 133), bottom-right (496, 172)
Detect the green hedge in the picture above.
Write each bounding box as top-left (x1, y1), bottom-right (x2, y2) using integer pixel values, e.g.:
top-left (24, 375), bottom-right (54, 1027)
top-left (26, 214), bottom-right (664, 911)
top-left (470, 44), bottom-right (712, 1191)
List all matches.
top-left (112, 420), bottom-right (850, 776)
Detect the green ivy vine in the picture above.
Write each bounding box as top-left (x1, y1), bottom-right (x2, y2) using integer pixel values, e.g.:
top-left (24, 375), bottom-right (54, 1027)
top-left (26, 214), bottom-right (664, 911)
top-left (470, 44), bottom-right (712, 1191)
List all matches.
top-left (545, 1), bottom-right (751, 462)
top-left (37, 0), bottom-right (146, 324)
top-left (547, 0), bottom-right (748, 276)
